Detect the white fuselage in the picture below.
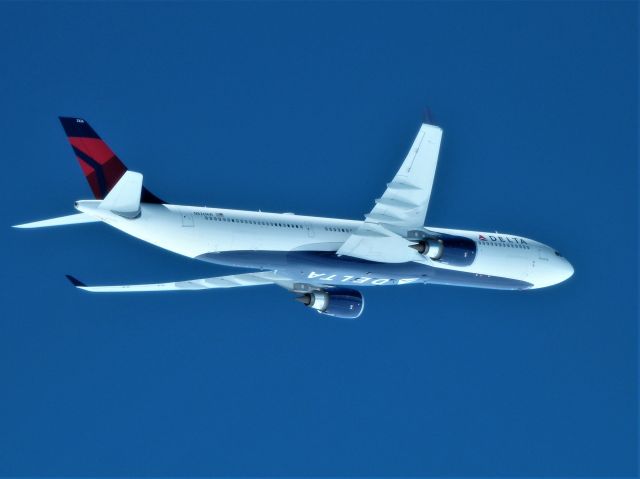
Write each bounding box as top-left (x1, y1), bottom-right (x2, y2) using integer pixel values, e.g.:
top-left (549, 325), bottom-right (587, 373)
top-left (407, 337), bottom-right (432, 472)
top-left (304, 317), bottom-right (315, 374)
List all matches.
top-left (75, 201), bottom-right (574, 290)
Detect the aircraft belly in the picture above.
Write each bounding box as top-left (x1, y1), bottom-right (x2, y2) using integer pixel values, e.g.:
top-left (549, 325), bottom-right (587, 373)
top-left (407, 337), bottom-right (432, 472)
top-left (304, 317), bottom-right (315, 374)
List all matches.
top-left (197, 250), bottom-right (532, 290)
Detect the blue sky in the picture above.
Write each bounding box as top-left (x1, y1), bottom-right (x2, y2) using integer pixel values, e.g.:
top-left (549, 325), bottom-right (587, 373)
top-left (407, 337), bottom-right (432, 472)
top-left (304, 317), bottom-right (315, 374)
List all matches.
top-left (0, 2), bottom-right (637, 476)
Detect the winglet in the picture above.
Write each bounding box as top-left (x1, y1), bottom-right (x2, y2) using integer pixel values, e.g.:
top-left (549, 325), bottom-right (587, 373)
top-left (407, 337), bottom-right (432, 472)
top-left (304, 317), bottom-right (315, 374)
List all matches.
top-left (423, 107), bottom-right (435, 125)
top-left (65, 275), bottom-right (86, 288)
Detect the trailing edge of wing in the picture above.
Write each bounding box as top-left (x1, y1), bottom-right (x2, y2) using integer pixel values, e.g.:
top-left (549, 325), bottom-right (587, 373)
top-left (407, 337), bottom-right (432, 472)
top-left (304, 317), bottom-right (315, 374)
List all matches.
top-left (66, 271), bottom-right (286, 293)
top-left (366, 123), bottom-right (442, 231)
top-left (13, 213), bottom-right (101, 228)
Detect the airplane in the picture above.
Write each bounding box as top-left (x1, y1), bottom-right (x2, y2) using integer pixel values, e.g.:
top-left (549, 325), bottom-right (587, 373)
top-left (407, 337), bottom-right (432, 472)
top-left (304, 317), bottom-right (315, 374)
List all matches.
top-left (13, 117), bottom-right (574, 319)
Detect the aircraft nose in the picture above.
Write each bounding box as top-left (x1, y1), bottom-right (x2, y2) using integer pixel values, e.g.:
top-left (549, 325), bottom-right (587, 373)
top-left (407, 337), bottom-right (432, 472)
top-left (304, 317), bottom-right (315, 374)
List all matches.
top-left (532, 252), bottom-right (574, 289)
top-left (548, 254), bottom-right (574, 286)
top-left (557, 258), bottom-right (574, 283)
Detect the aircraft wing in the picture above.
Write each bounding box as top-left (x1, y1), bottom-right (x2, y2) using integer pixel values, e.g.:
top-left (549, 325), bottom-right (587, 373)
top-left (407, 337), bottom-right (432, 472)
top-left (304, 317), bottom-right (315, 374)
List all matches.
top-left (337, 123), bottom-right (442, 263)
top-left (66, 271), bottom-right (291, 293)
top-left (365, 123), bottom-right (442, 231)
top-left (337, 222), bottom-right (425, 263)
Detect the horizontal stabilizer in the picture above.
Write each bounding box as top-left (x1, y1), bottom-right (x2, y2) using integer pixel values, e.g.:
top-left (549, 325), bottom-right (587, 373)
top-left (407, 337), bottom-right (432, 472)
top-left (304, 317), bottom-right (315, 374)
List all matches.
top-left (99, 170), bottom-right (143, 218)
top-left (13, 213), bottom-right (101, 229)
top-left (66, 271), bottom-right (282, 293)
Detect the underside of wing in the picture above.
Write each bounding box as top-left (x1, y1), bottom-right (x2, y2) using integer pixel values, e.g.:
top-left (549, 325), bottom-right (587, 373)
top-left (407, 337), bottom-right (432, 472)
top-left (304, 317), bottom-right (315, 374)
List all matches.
top-left (336, 222), bottom-right (425, 263)
top-left (66, 272), bottom-right (365, 319)
top-left (66, 271), bottom-right (289, 293)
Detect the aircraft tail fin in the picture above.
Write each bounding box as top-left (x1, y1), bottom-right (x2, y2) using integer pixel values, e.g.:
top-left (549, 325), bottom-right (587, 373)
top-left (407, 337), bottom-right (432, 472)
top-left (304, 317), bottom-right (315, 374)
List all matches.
top-left (58, 117), bottom-right (163, 203)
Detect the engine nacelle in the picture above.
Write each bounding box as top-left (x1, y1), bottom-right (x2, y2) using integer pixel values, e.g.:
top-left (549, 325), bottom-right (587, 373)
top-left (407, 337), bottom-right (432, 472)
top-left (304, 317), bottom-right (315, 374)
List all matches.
top-left (296, 288), bottom-right (364, 319)
top-left (410, 235), bottom-right (477, 266)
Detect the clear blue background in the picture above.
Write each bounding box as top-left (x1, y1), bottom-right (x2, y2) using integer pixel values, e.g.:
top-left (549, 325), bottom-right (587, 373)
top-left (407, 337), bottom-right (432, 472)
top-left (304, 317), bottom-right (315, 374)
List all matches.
top-left (0, 2), bottom-right (637, 476)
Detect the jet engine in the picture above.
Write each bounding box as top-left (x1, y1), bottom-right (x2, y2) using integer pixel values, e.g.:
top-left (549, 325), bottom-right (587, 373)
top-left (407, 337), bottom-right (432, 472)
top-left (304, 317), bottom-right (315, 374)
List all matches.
top-left (295, 288), bottom-right (364, 319)
top-left (409, 235), bottom-right (477, 266)
top-left (409, 238), bottom-right (444, 260)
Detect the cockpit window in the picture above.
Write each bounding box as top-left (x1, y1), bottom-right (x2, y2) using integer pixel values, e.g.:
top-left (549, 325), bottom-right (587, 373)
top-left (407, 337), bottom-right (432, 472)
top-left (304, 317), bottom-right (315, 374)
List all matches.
top-left (554, 251), bottom-right (562, 257)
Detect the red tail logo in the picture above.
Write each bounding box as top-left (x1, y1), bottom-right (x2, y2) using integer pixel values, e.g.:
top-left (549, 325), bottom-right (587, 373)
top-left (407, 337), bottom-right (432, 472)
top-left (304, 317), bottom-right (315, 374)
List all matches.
top-left (59, 117), bottom-right (163, 203)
